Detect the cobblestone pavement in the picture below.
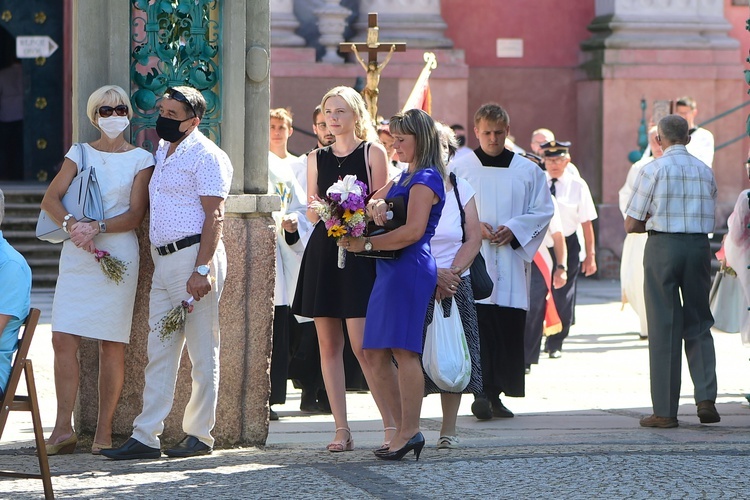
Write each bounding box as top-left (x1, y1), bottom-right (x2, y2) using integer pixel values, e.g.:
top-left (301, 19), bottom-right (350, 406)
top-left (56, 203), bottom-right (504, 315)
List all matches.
top-left (2, 279), bottom-right (750, 498)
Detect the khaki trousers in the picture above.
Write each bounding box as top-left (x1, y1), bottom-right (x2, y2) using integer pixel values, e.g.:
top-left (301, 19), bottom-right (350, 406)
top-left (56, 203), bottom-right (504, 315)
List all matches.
top-left (132, 241), bottom-right (226, 448)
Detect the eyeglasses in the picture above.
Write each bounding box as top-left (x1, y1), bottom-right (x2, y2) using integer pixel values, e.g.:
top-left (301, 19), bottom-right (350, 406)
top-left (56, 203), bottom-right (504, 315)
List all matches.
top-left (164, 87), bottom-right (196, 118)
top-left (315, 122), bottom-right (328, 129)
top-left (98, 105), bottom-right (128, 117)
top-left (545, 157), bottom-right (567, 164)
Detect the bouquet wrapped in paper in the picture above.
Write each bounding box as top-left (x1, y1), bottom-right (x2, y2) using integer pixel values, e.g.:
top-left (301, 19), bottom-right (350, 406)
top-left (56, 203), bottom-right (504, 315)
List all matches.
top-left (309, 174), bottom-right (368, 269)
top-left (156, 297), bottom-right (195, 342)
top-left (94, 249), bottom-right (129, 285)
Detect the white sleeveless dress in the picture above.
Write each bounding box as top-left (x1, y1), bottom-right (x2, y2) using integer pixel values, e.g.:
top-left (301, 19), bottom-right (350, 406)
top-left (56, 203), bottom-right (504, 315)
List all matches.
top-left (51, 144), bottom-right (154, 343)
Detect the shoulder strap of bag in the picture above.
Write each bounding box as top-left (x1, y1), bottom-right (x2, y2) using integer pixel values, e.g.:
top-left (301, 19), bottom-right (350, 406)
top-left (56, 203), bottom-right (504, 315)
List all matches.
top-left (77, 142), bottom-right (87, 174)
top-left (364, 141), bottom-right (373, 195)
top-left (450, 172), bottom-right (467, 243)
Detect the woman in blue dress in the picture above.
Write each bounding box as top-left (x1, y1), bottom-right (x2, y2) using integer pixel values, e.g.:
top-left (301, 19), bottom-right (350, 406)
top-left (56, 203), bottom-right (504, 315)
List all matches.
top-left (339, 109), bottom-right (446, 461)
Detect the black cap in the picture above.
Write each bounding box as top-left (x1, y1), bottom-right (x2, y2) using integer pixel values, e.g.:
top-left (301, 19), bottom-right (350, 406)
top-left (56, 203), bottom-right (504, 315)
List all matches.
top-left (540, 140), bottom-right (571, 157)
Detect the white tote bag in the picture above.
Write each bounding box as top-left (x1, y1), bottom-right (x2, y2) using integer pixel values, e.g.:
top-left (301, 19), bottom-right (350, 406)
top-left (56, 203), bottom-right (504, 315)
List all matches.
top-left (422, 299), bottom-right (471, 392)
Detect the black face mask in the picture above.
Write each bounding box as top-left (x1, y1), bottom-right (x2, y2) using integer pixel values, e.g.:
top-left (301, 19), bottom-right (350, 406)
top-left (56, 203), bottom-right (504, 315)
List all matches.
top-left (456, 135), bottom-right (466, 147)
top-left (156, 115), bottom-right (191, 143)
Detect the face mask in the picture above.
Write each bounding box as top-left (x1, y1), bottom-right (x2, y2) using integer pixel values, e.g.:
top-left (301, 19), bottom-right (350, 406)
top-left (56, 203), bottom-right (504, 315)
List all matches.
top-left (98, 116), bottom-right (130, 139)
top-left (156, 115), bottom-right (191, 143)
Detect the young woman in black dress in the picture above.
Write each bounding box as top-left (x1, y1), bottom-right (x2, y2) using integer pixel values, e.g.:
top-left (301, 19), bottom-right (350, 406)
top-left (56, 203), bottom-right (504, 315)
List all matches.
top-left (292, 86), bottom-right (394, 452)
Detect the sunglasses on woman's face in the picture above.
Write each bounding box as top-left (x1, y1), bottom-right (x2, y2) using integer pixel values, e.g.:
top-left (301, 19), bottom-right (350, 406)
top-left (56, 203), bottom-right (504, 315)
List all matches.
top-left (98, 105), bottom-right (129, 117)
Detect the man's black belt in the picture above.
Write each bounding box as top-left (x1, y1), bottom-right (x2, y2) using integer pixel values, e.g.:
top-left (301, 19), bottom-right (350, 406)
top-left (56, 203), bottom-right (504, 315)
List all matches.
top-left (156, 234), bottom-right (201, 256)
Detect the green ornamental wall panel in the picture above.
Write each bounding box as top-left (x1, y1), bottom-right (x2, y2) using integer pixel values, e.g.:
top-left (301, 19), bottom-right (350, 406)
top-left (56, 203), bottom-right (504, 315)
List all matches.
top-left (130, 0), bottom-right (222, 151)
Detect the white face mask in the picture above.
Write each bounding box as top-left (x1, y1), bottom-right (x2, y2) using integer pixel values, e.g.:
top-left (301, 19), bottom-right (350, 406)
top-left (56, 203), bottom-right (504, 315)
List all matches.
top-left (98, 116), bottom-right (130, 139)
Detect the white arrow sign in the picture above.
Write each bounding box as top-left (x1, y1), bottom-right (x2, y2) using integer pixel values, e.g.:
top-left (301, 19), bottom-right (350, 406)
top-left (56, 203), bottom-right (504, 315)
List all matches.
top-left (16, 36), bottom-right (59, 58)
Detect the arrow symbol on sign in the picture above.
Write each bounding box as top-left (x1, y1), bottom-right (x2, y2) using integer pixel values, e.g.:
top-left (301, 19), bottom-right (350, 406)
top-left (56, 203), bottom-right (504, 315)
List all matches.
top-left (15, 36), bottom-right (59, 58)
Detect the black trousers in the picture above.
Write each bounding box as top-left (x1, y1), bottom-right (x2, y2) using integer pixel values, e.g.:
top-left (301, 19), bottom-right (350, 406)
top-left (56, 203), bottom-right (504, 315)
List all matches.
top-left (476, 304), bottom-right (527, 398)
top-left (545, 234), bottom-right (580, 352)
top-left (269, 306), bottom-right (291, 405)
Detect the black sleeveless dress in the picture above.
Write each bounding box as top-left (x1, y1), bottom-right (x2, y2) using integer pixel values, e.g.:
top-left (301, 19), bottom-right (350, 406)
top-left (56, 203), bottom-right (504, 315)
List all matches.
top-left (292, 142), bottom-right (376, 318)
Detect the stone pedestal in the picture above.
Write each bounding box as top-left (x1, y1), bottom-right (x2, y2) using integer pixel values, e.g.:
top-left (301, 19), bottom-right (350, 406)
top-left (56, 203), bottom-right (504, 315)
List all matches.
top-left (77, 196), bottom-right (278, 446)
top-left (577, 0), bottom-right (744, 277)
top-left (314, 0), bottom-right (351, 63)
top-left (271, 0), bottom-right (306, 47)
top-left (352, 0), bottom-right (453, 48)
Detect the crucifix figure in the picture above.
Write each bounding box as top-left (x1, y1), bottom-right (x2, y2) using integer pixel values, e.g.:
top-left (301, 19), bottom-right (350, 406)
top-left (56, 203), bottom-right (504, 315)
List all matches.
top-left (340, 13), bottom-right (406, 121)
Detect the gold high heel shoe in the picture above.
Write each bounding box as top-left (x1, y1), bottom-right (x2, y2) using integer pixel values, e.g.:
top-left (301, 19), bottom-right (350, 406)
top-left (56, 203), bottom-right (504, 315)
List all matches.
top-left (46, 432), bottom-right (78, 456)
top-left (91, 441), bottom-right (112, 455)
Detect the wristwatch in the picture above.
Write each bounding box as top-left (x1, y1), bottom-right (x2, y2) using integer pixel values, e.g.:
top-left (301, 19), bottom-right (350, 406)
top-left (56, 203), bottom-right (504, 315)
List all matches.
top-left (194, 264), bottom-right (210, 276)
top-left (98, 220), bottom-right (107, 233)
top-left (364, 238), bottom-right (373, 252)
top-left (555, 264), bottom-right (567, 271)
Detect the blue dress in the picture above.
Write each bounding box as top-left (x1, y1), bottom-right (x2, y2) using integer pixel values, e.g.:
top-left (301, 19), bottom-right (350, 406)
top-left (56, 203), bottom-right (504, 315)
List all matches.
top-left (363, 168), bottom-right (445, 353)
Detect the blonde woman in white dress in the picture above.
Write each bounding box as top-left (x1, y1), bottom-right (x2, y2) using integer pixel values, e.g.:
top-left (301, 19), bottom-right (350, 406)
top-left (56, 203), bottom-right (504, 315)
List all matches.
top-left (40, 85), bottom-right (154, 455)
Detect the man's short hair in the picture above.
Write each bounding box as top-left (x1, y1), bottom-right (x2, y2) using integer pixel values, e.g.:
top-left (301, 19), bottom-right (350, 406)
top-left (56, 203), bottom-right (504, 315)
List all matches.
top-left (165, 85), bottom-right (207, 119)
top-left (271, 107), bottom-right (293, 128)
top-left (312, 105), bottom-right (323, 124)
top-left (532, 128), bottom-right (555, 141)
top-left (474, 103), bottom-right (510, 127)
top-left (0, 188), bottom-right (5, 226)
top-left (450, 123), bottom-right (465, 133)
top-left (675, 96), bottom-right (697, 110)
top-left (658, 115), bottom-right (690, 143)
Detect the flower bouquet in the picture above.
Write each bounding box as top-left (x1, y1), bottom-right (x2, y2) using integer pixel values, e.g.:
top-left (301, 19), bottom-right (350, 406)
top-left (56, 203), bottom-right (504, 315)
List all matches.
top-left (94, 249), bottom-right (129, 285)
top-left (309, 174), bottom-right (368, 269)
top-left (156, 297), bottom-right (195, 342)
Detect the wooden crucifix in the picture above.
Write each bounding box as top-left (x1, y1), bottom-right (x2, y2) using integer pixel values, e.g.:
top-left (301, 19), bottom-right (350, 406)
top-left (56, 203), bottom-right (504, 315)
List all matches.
top-left (340, 13), bottom-right (406, 121)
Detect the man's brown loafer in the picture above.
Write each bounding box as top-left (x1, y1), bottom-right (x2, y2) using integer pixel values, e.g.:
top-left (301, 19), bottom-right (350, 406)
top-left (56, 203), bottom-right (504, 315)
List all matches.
top-left (697, 400), bottom-right (721, 423)
top-left (639, 414), bottom-right (679, 428)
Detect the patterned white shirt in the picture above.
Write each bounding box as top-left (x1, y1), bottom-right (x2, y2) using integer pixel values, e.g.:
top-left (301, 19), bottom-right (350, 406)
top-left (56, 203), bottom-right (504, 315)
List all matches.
top-left (149, 128), bottom-right (233, 247)
top-left (545, 169), bottom-right (598, 237)
top-left (625, 144), bottom-right (716, 234)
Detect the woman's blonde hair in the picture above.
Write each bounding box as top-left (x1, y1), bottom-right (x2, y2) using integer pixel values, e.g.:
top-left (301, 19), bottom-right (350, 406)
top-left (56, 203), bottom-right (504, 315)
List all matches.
top-left (320, 86), bottom-right (377, 142)
top-left (86, 85), bottom-right (133, 128)
top-left (389, 109), bottom-right (446, 184)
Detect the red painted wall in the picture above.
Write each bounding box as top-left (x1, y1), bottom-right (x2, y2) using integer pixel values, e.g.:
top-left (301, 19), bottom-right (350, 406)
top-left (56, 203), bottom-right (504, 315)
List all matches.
top-left (440, 0), bottom-right (596, 68)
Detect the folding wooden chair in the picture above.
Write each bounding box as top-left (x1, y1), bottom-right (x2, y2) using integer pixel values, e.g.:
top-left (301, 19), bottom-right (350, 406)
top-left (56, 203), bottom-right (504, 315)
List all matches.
top-left (0, 308), bottom-right (54, 499)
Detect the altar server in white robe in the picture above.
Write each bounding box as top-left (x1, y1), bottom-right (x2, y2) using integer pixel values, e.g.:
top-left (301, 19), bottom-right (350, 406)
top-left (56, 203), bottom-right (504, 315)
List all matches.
top-left (268, 109), bottom-right (313, 418)
top-left (452, 103), bottom-right (554, 420)
top-left (619, 126), bottom-right (661, 340)
top-left (675, 96), bottom-right (714, 168)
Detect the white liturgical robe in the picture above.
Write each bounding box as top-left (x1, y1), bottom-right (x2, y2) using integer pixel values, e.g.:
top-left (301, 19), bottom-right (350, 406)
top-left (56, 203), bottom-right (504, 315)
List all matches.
top-left (453, 151), bottom-right (554, 310)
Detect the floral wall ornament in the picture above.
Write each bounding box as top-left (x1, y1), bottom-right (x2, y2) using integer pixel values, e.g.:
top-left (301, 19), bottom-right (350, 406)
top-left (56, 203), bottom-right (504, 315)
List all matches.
top-left (130, 0), bottom-right (222, 150)
top-left (1, 11), bottom-right (11, 22)
top-left (34, 11), bottom-right (46, 24)
top-left (35, 97), bottom-right (47, 109)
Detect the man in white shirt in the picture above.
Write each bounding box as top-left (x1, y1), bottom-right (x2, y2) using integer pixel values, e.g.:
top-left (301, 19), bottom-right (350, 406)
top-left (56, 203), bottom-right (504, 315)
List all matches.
top-left (103, 86), bottom-right (233, 460)
top-left (675, 96), bottom-right (714, 168)
top-left (453, 103), bottom-right (554, 419)
top-left (625, 114), bottom-right (719, 429)
top-left (541, 141), bottom-right (598, 359)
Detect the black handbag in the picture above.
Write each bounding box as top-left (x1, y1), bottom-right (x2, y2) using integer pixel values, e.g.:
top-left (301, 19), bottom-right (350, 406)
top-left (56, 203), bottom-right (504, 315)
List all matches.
top-left (356, 196), bottom-right (406, 260)
top-left (450, 173), bottom-right (493, 300)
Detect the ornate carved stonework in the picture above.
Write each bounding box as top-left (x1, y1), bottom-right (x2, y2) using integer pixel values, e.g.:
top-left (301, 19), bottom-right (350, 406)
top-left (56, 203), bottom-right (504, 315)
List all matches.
top-left (271, 0), bottom-right (305, 47)
top-left (352, 0), bottom-right (453, 49)
top-left (583, 0), bottom-right (738, 50)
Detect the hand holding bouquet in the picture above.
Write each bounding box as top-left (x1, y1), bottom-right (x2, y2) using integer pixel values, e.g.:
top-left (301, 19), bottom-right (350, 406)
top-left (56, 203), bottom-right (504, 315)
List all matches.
top-left (156, 297), bottom-right (195, 342)
top-left (309, 174), bottom-right (368, 269)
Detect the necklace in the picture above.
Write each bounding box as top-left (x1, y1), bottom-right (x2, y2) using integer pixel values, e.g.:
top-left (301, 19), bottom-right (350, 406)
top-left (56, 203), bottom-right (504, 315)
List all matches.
top-left (95, 140), bottom-right (128, 165)
top-left (332, 141), bottom-right (362, 168)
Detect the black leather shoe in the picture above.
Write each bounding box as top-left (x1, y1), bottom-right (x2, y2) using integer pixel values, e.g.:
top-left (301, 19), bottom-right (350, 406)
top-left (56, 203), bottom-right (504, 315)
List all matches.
top-left (165, 435), bottom-right (213, 458)
top-left (100, 438), bottom-right (160, 460)
top-left (492, 398), bottom-right (514, 418)
top-left (471, 396), bottom-right (493, 420)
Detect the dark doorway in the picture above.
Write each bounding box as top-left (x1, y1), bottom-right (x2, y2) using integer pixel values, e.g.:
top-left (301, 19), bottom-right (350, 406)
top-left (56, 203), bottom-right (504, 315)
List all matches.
top-left (0, 2), bottom-right (64, 182)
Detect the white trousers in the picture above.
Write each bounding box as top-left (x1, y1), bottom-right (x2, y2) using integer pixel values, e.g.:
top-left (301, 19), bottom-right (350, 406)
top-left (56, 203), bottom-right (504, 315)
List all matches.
top-left (131, 240), bottom-right (226, 448)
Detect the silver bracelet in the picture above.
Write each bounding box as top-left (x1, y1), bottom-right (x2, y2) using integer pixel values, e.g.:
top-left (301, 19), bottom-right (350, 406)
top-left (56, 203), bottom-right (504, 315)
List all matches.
top-left (62, 213), bottom-right (74, 233)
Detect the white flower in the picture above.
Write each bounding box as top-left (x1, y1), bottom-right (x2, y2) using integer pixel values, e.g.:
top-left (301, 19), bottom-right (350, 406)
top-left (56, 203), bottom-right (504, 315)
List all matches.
top-left (326, 174), bottom-right (362, 202)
